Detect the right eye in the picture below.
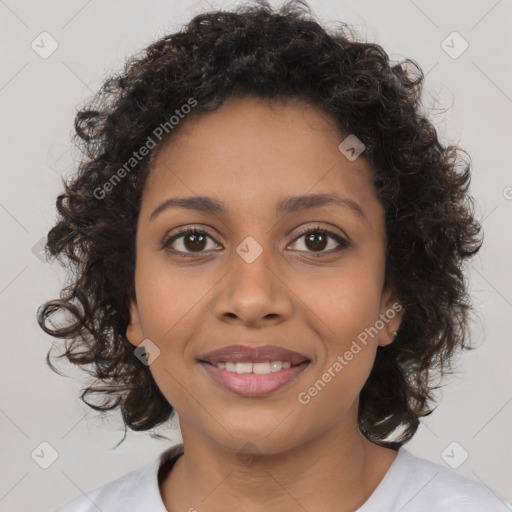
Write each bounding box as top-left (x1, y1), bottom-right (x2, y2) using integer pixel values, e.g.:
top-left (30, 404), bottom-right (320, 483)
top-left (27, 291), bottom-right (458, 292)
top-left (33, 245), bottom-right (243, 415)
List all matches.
top-left (162, 228), bottom-right (221, 257)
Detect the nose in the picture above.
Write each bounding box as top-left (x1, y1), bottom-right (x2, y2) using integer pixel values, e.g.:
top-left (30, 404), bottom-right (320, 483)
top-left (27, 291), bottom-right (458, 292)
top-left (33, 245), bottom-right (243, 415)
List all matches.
top-left (212, 245), bottom-right (293, 328)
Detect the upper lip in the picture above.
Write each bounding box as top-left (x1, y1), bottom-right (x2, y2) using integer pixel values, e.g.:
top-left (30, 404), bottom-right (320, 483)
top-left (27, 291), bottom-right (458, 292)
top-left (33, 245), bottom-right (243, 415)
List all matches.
top-left (198, 345), bottom-right (310, 365)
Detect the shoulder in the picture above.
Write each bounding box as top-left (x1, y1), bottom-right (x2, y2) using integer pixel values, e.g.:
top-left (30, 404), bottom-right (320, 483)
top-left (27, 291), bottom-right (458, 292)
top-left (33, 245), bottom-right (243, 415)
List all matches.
top-left (394, 448), bottom-right (512, 512)
top-left (54, 443), bottom-right (184, 512)
top-left (54, 463), bottom-right (145, 512)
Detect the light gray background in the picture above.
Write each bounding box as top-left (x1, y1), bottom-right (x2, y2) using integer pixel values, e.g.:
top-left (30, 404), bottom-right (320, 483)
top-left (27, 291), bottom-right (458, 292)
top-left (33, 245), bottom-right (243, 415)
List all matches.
top-left (1, 0), bottom-right (511, 510)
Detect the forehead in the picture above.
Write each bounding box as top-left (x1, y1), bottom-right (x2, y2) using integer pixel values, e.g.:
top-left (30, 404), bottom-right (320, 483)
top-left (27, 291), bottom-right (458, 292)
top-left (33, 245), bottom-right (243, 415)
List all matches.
top-left (142, 96), bottom-right (379, 221)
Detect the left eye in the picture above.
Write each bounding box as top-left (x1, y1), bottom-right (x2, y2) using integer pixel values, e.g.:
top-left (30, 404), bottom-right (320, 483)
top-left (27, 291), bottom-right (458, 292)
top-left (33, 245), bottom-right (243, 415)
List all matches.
top-left (289, 228), bottom-right (349, 255)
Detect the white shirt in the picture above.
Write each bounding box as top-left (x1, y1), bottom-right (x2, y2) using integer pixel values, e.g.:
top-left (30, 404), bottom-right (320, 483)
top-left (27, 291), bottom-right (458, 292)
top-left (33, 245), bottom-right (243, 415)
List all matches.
top-left (55, 442), bottom-right (512, 511)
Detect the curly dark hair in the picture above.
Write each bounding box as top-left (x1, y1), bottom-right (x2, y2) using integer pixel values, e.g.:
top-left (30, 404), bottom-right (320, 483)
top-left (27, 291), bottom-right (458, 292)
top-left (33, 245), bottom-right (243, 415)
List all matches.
top-left (37, 0), bottom-right (483, 449)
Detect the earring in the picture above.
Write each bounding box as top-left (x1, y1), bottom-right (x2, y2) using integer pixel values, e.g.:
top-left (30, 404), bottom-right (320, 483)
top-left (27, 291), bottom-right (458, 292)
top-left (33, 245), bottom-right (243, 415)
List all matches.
top-left (392, 331), bottom-right (398, 339)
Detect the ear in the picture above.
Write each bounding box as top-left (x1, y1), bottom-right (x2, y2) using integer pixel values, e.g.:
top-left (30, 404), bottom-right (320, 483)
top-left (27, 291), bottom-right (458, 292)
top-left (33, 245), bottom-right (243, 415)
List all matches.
top-left (377, 285), bottom-right (404, 347)
top-left (126, 298), bottom-right (144, 347)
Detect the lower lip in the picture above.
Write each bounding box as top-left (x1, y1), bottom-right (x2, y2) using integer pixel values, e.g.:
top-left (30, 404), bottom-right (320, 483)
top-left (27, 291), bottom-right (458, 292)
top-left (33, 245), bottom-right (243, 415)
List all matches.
top-left (199, 361), bottom-right (310, 397)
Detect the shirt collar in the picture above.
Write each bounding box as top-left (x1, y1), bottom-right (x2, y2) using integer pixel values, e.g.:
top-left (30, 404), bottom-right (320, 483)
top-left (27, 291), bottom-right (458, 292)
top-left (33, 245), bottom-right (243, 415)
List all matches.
top-left (120, 441), bottom-right (184, 511)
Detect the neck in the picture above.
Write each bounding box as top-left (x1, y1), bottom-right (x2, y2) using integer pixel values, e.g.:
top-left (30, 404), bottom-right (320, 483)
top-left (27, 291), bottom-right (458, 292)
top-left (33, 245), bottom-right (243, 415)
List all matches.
top-left (160, 421), bottom-right (399, 512)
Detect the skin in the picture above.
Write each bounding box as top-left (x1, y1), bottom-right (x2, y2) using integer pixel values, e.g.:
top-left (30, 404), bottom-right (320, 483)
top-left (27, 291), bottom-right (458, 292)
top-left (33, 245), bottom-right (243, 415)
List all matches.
top-left (126, 95), bottom-right (404, 512)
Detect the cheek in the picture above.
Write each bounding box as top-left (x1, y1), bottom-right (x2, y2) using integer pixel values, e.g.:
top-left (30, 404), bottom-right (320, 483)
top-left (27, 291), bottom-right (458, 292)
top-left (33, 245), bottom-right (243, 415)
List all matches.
top-left (294, 255), bottom-right (384, 383)
top-left (297, 255), bottom-right (384, 339)
top-left (133, 256), bottom-right (200, 409)
top-left (134, 252), bottom-right (212, 341)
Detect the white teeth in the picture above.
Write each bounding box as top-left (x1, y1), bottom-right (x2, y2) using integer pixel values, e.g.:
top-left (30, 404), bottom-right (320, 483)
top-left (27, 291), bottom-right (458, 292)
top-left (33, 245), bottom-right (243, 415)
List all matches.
top-left (253, 362), bottom-right (271, 374)
top-left (212, 361), bottom-right (294, 374)
top-left (235, 362), bottom-right (253, 374)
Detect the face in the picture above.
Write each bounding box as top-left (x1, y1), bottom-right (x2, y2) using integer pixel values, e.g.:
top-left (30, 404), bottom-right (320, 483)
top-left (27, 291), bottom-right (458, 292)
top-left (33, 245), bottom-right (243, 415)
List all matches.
top-left (126, 96), bottom-right (403, 454)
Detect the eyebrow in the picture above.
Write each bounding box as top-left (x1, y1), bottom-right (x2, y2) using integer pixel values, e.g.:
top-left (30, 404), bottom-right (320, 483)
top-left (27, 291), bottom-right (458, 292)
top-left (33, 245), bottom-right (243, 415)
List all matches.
top-left (149, 193), bottom-right (367, 223)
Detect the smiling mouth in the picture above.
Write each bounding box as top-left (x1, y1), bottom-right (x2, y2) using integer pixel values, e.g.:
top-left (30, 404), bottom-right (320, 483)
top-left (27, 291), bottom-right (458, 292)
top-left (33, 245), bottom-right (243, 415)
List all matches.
top-left (198, 359), bottom-right (311, 397)
top-left (199, 360), bottom-right (309, 374)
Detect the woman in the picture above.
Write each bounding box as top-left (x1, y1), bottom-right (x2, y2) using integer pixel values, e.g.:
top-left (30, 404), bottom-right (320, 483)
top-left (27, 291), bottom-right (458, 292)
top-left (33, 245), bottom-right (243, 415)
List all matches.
top-left (38, 1), bottom-right (512, 510)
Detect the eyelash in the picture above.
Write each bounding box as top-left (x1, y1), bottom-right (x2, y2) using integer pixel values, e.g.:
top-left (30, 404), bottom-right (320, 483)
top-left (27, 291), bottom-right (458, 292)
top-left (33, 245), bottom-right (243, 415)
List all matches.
top-left (162, 225), bottom-right (350, 259)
